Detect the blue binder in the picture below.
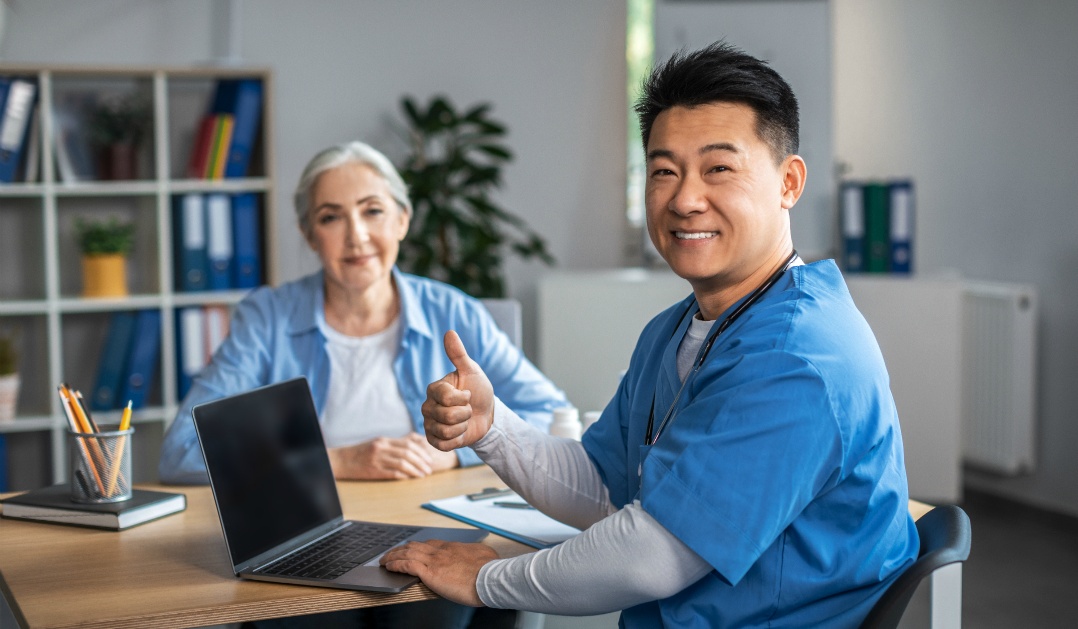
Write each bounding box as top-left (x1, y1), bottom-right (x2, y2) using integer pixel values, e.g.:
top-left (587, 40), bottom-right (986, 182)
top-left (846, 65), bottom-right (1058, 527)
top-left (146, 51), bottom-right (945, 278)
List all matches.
top-left (0, 434), bottom-right (7, 492)
top-left (173, 194), bottom-right (209, 291)
top-left (206, 193), bottom-right (233, 290)
top-left (0, 77), bottom-right (37, 184)
top-left (175, 307), bottom-right (206, 401)
top-left (91, 311), bottom-right (137, 411)
top-left (231, 193), bottom-right (262, 288)
top-left (212, 79), bottom-right (263, 178)
top-left (119, 309), bottom-right (162, 410)
top-left (888, 180), bottom-right (915, 274)
top-left (840, 181), bottom-right (865, 273)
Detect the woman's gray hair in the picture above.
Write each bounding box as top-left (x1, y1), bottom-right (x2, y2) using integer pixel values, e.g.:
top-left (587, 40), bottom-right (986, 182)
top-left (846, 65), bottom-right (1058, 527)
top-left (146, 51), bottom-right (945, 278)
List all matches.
top-left (293, 141), bottom-right (412, 235)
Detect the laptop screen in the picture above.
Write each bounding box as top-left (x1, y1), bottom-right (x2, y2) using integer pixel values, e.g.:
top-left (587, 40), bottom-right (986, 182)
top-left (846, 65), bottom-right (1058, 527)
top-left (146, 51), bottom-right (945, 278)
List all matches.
top-left (193, 377), bottom-right (343, 567)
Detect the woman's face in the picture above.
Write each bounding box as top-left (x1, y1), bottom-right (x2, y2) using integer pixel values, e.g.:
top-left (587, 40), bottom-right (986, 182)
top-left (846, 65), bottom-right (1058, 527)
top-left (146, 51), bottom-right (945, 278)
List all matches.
top-left (304, 162), bottom-right (410, 297)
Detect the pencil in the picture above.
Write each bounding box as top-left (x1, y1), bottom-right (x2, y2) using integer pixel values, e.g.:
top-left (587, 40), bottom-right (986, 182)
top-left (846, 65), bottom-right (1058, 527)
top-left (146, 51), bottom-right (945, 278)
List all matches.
top-left (105, 401), bottom-right (133, 497)
top-left (57, 386), bottom-right (107, 495)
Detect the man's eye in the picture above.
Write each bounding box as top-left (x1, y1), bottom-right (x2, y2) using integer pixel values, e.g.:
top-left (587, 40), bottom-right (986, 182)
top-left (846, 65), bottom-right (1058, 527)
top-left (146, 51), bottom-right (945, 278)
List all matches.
top-left (709, 165), bottom-right (729, 173)
top-left (650, 168), bottom-right (675, 178)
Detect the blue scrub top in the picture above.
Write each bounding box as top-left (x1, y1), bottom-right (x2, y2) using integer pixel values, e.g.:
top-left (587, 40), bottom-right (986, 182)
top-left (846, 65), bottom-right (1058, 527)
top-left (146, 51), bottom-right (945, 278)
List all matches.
top-left (582, 260), bottom-right (918, 628)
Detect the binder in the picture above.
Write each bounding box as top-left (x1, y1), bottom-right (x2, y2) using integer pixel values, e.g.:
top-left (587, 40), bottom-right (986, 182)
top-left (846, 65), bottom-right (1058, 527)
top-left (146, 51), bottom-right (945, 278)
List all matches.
top-left (119, 309), bottom-right (162, 410)
top-left (0, 78), bottom-right (37, 183)
top-left (90, 311), bottom-right (137, 411)
top-left (0, 434), bottom-right (8, 493)
top-left (205, 114), bottom-right (234, 179)
top-left (231, 193), bottom-right (262, 288)
top-left (173, 194), bottom-right (209, 291)
top-left (176, 307), bottom-right (206, 401)
top-left (840, 182), bottom-right (865, 273)
top-left (186, 114), bottom-right (216, 179)
top-left (206, 193), bottom-right (234, 290)
top-left (889, 180), bottom-right (914, 274)
top-left (212, 79), bottom-right (263, 178)
top-left (203, 305), bottom-right (230, 359)
top-left (862, 182), bottom-right (891, 274)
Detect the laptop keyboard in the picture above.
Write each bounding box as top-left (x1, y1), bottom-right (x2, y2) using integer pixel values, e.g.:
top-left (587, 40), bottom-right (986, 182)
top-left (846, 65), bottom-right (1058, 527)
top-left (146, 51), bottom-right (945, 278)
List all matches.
top-left (257, 523), bottom-right (422, 580)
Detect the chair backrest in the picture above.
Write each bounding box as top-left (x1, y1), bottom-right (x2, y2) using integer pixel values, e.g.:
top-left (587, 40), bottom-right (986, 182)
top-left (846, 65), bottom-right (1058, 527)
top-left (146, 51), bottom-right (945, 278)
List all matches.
top-left (481, 298), bottom-right (523, 348)
top-left (859, 505), bottom-right (972, 629)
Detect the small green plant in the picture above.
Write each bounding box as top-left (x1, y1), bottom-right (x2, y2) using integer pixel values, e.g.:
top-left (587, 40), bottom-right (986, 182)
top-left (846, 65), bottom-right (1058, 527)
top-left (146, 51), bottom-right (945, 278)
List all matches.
top-left (396, 94), bottom-right (554, 298)
top-left (0, 335), bottom-right (17, 376)
top-left (75, 217), bottom-right (135, 256)
top-left (86, 92), bottom-right (152, 148)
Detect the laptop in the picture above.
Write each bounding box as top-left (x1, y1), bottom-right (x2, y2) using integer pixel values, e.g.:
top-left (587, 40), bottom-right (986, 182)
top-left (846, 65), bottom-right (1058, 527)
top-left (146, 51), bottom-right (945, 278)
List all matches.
top-left (192, 376), bottom-right (487, 593)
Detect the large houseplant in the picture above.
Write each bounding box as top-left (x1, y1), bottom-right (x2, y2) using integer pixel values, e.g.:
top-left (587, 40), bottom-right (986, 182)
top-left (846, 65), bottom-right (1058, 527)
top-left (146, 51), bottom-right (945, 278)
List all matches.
top-left (396, 95), bottom-right (554, 298)
top-left (75, 217), bottom-right (135, 298)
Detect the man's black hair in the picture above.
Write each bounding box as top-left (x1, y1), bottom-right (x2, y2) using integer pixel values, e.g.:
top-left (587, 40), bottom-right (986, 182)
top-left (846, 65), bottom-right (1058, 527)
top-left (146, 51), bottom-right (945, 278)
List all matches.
top-left (635, 41), bottom-right (799, 164)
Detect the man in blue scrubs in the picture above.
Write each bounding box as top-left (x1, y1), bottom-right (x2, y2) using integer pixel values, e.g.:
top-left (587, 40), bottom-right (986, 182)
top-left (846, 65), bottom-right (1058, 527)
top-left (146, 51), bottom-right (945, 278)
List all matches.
top-left (383, 42), bottom-right (919, 627)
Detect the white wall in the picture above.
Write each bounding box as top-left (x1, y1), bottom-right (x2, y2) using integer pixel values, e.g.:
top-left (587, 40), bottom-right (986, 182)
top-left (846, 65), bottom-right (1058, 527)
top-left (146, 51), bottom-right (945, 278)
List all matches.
top-left (654, 0), bottom-right (834, 261)
top-left (0, 0), bottom-right (628, 356)
top-left (833, 0), bottom-right (1078, 516)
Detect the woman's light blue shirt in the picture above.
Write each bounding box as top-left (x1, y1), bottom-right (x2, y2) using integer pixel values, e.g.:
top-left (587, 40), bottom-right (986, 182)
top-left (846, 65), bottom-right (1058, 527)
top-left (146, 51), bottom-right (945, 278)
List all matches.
top-left (159, 268), bottom-right (567, 484)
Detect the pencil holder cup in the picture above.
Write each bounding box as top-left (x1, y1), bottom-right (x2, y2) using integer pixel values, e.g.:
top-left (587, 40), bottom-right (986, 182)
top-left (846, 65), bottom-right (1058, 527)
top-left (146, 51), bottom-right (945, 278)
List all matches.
top-left (68, 426), bottom-right (134, 504)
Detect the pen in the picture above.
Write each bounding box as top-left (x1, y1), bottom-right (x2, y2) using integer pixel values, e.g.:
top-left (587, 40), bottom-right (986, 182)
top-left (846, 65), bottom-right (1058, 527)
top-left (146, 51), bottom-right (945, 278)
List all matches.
top-left (467, 487), bottom-right (515, 501)
top-left (493, 501), bottom-right (535, 510)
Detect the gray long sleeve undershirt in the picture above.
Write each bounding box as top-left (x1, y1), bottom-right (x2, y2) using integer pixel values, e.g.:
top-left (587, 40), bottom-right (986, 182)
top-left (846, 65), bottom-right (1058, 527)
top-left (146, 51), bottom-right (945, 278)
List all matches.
top-left (471, 403), bottom-right (712, 615)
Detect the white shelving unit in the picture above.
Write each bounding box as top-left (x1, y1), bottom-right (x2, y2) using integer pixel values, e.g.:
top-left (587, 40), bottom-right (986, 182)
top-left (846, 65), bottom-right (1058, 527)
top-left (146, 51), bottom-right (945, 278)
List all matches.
top-left (0, 65), bottom-right (275, 490)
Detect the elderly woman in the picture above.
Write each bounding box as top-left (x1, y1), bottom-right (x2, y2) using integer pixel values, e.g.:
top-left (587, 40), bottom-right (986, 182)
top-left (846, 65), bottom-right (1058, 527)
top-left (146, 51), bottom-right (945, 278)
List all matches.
top-left (159, 141), bottom-right (567, 485)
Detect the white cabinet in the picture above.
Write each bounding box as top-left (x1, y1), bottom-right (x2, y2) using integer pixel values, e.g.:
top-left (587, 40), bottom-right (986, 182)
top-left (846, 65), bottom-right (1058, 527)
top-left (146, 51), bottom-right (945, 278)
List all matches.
top-left (538, 270), bottom-right (964, 504)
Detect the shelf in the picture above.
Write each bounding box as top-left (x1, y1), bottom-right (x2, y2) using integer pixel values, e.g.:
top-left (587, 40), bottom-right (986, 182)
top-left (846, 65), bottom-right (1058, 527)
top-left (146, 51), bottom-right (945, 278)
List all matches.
top-left (0, 417), bottom-right (57, 433)
top-left (0, 64), bottom-right (275, 490)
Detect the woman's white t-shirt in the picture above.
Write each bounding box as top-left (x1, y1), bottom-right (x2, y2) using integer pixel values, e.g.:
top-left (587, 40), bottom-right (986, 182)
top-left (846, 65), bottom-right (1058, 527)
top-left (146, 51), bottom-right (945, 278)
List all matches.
top-left (319, 317), bottom-right (412, 448)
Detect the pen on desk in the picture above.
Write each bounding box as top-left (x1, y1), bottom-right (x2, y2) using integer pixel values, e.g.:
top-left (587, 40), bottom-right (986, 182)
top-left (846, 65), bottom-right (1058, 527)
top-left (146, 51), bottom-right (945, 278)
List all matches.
top-left (467, 487), bottom-right (515, 501)
top-left (493, 501), bottom-right (535, 510)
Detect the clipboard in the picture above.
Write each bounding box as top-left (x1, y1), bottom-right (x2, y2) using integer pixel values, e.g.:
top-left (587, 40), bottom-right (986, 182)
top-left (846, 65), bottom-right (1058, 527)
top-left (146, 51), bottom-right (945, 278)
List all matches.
top-left (423, 490), bottom-right (581, 549)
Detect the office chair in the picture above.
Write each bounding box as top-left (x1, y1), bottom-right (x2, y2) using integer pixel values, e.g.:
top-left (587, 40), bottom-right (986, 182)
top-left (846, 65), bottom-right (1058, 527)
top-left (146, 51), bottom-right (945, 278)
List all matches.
top-left (860, 505), bottom-right (972, 629)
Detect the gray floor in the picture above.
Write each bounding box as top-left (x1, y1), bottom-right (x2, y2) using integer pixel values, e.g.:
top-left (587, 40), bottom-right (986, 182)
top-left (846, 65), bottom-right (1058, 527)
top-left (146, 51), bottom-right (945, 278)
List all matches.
top-left (958, 490), bottom-right (1078, 628)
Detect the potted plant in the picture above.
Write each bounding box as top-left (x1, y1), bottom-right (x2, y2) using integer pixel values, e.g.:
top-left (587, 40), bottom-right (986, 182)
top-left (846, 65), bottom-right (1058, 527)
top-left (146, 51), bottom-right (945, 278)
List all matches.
top-left (396, 95), bottom-right (554, 298)
top-left (75, 217), bottom-right (135, 298)
top-left (86, 92), bottom-right (151, 180)
top-left (0, 333), bottom-right (18, 423)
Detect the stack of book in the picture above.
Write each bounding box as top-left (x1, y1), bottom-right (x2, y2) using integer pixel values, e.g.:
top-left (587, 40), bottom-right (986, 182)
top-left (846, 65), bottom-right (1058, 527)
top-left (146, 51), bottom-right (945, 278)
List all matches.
top-left (186, 78), bottom-right (263, 180)
top-left (839, 180), bottom-right (915, 274)
top-left (1, 483), bottom-right (185, 530)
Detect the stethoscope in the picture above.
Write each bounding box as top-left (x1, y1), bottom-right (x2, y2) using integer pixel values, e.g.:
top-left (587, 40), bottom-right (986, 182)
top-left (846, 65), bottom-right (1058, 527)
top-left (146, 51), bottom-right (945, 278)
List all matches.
top-left (643, 250), bottom-right (800, 447)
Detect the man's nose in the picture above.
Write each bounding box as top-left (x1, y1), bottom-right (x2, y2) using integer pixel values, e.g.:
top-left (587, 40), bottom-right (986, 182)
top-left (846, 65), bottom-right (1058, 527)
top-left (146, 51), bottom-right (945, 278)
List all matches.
top-left (669, 175), bottom-right (708, 216)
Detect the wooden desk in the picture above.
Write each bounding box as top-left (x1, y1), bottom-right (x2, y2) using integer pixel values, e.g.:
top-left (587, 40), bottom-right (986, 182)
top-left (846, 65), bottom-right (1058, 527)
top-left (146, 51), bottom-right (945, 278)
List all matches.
top-left (0, 467), bottom-right (942, 629)
top-left (0, 466), bottom-right (529, 629)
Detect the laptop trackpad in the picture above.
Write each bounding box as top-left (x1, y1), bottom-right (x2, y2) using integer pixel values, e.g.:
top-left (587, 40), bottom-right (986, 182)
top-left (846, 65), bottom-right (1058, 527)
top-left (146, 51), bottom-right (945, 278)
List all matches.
top-left (362, 526), bottom-right (489, 567)
top-left (338, 565), bottom-right (419, 592)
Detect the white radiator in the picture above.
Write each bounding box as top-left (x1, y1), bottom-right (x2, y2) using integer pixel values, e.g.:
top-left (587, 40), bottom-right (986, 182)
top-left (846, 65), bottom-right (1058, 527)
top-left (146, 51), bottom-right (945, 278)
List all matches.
top-left (962, 282), bottom-right (1038, 475)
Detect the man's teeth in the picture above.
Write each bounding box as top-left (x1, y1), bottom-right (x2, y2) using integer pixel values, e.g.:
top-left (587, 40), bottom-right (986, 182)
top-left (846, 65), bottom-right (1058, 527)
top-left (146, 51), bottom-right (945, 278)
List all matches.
top-left (675, 231), bottom-right (718, 240)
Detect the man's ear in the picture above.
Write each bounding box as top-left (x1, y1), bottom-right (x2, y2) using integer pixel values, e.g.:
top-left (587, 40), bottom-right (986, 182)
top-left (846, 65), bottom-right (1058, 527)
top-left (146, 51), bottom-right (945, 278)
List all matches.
top-left (780, 155), bottom-right (807, 210)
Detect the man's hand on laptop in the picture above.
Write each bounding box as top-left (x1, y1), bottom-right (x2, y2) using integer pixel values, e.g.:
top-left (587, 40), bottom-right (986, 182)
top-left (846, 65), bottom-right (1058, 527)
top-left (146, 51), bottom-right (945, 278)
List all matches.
top-left (423, 331), bottom-right (495, 451)
top-left (327, 433), bottom-right (456, 480)
top-left (380, 539), bottom-right (497, 606)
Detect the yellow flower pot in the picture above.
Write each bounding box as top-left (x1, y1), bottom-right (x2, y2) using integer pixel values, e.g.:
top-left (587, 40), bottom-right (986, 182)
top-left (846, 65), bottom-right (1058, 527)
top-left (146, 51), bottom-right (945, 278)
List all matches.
top-left (82, 253), bottom-right (129, 298)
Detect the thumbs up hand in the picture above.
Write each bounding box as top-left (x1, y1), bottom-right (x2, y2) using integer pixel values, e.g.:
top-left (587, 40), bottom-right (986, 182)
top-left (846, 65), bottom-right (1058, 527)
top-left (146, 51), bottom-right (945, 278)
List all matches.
top-left (422, 331), bottom-right (495, 451)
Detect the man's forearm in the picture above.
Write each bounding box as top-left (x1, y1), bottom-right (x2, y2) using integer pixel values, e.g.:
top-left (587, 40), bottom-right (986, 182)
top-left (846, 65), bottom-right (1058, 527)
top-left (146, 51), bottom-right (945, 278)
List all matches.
top-left (472, 400), bottom-right (614, 530)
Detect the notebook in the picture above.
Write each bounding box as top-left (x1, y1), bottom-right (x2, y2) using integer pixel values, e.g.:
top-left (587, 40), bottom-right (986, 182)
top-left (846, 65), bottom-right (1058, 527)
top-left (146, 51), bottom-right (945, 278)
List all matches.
top-left (192, 377), bottom-right (486, 593)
